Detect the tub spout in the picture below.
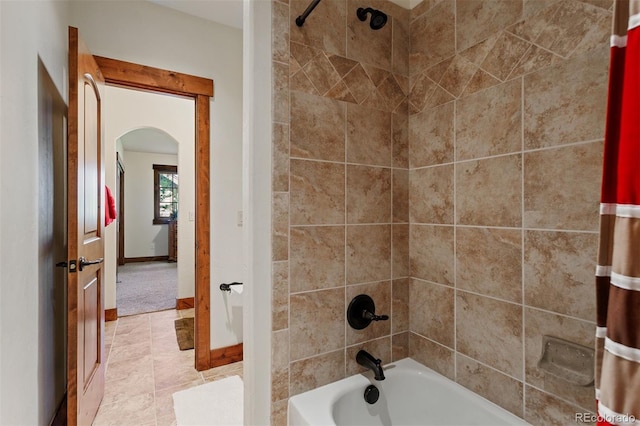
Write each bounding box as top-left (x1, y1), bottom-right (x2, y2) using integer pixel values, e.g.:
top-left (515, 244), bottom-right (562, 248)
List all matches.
top-left (356, 350), bottom-right (385, 381)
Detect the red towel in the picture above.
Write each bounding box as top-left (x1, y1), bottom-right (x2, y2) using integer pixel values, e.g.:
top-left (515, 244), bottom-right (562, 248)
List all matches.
top-left (105, 185), bottom-right (117, 226)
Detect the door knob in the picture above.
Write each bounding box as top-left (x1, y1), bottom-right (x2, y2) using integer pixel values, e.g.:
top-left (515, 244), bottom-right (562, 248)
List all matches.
top-left (79, 256), bottom-right (103, 271)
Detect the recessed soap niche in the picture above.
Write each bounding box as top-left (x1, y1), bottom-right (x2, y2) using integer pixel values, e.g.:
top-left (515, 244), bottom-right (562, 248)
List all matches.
top-left (537, 335), bottom-right (594, 387)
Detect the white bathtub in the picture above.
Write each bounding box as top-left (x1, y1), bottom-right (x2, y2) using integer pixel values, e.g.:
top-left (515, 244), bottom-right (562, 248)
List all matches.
top-left (288, 358), bottom-right (529, 426)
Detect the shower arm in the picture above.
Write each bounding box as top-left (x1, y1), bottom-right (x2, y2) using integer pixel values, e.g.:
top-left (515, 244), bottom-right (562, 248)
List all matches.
top-left (296, 0), bottom-right (322, 27)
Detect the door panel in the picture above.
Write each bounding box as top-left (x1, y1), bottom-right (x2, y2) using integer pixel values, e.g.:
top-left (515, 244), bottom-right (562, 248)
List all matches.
top-left (68, 26), bottom-right (105, 426)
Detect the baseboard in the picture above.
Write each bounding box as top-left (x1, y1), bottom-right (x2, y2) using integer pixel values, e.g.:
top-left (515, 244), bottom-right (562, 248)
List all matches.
top-left (176, 297), bottom-right (194, 310)
top-left (50, 393), bottom-right (66, 426)
top-left (210, 343), bottom-right (243, 368)
top-left (105, 308), bottom-right (118, 322)
top-left (124, 256), bottom-right (169, 263)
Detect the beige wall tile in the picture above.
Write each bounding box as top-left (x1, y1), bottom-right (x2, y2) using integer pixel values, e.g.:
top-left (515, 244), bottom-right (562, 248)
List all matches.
top-left (272, 192), bottom-right (289, 261)
top-left (456, 154), bottom-right (522, 227)
top-left (410, 0), bottom-right (455, 73)
top-left (456, 227), bottom-right (522, 303)
top-left (346, 0), bottom-right (392, 70)
top-left (524, 142), bottom-right (602, 231)
top-left (410, 279), bottom-right (454, 347)
top-left (303, 52), bottom-right (342, 95)
top-left (508, 45), bottom-right (560, 80)
top-left (457, 354), bottom-right (524, 417)
top-left (392, 278), bottom-right (410, 333)
top-left (273, 262), bottom-right (289, 331)
top-left (347, 104), bottom-right (392, 166)
top-left (290, 0), bottom-right (346, 56)
top-left (408, 73), bottom-right (437, 114)
top-left (410, 165), bottom-right (454, 224)
top-left (479, 32), bottom-right (531, 81)
top-left (290, 349), bottom-right (346, 396)
top-left (290, 226), bottom-right (345, 293)
top-left (462, 68), bottom-right (500, 97)
top-left (272, 329), bottom-right (290, 402)
top-left (273, 123), bottom-right (289, 192)
top-left (346, 336), bottom-right (392, 376)
top-left (456, 80), bottom-right (522, 161)
top-left (409, 101), bottom-right (454, 167)
top-left (273, 1), bottom-right (290, 63)
top-left (409, 332), bottom-right (454, 380)
top-left (346, 281), bottom-right (392, 345)
top-left (290, 92), bottom-right (346, 162)
top-left (392, 15), bottom-right (410, 76)
top-left (524, 230), bottom-right (597, 321)
top-left (456, 291), bottom-right (523, 378)
top-left (392, 112), bottom-right (409, 168)
top-left (271, 400), bottom-right (289, 426)
top-left (525, 386), bottom-right (594, 425)
top-left (530, 1), bottom-right (607, 58)
top-left (272, 372), bottom-right (289, 403)
top-left (410, 224), bottom-right (454, 285)
top-left (343, 64), bottom-right (378, 103)
top-left (438, 56), bottom-right (478, 98)
top-left (456, 0), bottom-right (523, 51)
top-left (347, 225), bottom-right (391, 284)
top-left (392, 332), bottom-right (409, 360)
top-left (290, 288), bottom-right (345, 360)
top-left (392, 168), bottom-right (409, 223)
top-left (290, 159), bottom-right (345, 225)
top-left (347, 165), bottom-right (392, 224)
top-left (524, 48), bottom-right (608, 150)
top-left (273, 61), bottom-right (290, 124)
top-left (524, 308), bottom-right (595, 411)
top-left (392, 224), bottom-right (409, 278)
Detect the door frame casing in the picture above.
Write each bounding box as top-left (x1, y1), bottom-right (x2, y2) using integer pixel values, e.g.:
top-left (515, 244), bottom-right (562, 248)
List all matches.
top-left (94, 55), bottom-right (213, 370)
top-left (116, 153), bottom-right (125, 266)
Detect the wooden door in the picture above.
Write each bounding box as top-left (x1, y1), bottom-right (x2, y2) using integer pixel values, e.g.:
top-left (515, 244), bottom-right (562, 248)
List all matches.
top-left (67, 26), bottom-right (106, 426)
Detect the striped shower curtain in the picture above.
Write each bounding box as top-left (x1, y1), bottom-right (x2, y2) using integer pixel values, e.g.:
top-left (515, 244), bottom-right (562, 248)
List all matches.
top-left (595, 0), bottom-right (640, 425)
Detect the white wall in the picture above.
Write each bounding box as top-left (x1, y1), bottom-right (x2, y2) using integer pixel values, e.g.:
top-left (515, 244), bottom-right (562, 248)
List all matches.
top-left (243, 0), bottom-right (273, 422)
top-left (70, 2), bottom-right (244, 348)
top-left (0, 1), bottom-right (69, 423)
top-left (104, 85), bottom-right (195, 305)
top-left (122, 150), bottom-right (178, 258)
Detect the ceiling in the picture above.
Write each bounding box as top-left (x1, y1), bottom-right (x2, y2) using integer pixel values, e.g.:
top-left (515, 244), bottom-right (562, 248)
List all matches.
top-left (148, 0), bottom-right (414, 30)
top-left (120, 127), bottom-right (179, 155)
top-left (148, 0), bottom-right (243, 29)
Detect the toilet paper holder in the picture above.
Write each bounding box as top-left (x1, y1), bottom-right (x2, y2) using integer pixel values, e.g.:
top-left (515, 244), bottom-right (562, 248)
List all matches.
top-left (219, 282), bottom-right (243, 292)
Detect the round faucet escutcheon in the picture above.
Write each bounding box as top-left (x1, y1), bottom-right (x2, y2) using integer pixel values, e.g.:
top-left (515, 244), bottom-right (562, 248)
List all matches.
top-left (364, 385), bottom-right (380, 404)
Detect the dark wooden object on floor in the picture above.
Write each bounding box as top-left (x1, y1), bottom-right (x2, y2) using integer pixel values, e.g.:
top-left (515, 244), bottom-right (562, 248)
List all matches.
top-left (174, 317), bottom-right (195, 351)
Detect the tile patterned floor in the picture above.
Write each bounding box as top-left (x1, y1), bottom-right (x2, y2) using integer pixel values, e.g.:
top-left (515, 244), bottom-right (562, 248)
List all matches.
top-left (93, 309), bottom-right (244, 426)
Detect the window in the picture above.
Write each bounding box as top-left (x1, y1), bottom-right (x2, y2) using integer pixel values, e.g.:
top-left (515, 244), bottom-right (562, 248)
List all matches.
top-left (153, 164), bottom-right (178, 224)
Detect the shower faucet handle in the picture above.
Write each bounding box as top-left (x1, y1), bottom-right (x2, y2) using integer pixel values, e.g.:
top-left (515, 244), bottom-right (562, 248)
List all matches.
top-left (363, 310), bottom-right (389, 322)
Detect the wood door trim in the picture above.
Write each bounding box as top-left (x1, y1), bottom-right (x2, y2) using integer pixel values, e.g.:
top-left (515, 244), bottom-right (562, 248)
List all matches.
top-left (94, 56), bottom-right (214, 97)
top-left (210, 343), bottom-right (243, 368)
top-left (176, 297), bottom-right (195, 310)
top-left (117, 153), bottom-right (125, 266)
top-left (105, 308), bottom-right (118, 322)
top-left (95, 56), bottom-right (213, 371)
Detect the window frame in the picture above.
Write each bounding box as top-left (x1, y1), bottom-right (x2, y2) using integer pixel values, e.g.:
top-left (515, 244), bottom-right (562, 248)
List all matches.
top-left (153, 164), bottom-right (178, 225)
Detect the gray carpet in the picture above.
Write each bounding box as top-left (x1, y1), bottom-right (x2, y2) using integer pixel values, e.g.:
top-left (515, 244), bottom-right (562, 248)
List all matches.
top-left (116, 261), bottom-right (177, 316)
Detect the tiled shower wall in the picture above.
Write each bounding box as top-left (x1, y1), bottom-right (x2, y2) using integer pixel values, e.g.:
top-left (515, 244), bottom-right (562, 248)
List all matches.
top-left (270, 0), bottom-right (411, 423)
top-left (406, 0), bottom-right (610, 425)
top-left (271, 0), bottom-right (612, 424)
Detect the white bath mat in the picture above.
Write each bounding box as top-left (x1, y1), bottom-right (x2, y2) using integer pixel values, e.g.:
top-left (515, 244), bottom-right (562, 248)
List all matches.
top-left (172, 375), bottom-right (243, 425)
